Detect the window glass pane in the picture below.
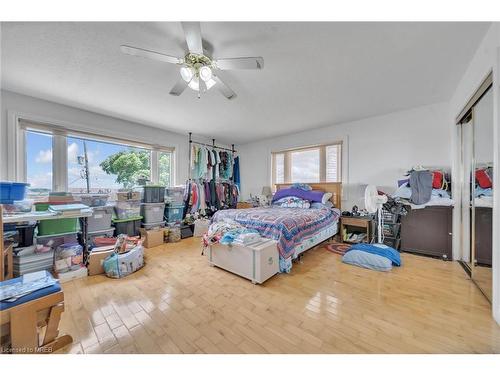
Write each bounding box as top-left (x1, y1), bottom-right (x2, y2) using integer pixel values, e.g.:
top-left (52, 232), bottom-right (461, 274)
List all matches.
top-left (158, 152), bottom-right (172, 187)
top-left (326, 144), bottom-right (341, 182)
top-left (67, 136), bottom-right (151, 197)
top-left (26, 130), bottom-right (53, 199)
top-left (274, 153), bottom-right (285, 184)
top-left (291, 148), bottom-right (320, 183)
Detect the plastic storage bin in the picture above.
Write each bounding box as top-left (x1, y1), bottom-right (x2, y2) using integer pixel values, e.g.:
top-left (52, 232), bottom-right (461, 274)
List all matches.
top-left (113, 216), bottom-right (142, 237)
top-left (114, 200), bottom-right (141, 220)
top-left (54, 243), bottom-right (84, 274)
top-left (1, 199), bottom-right (34, 214)
top-left (0, 182), bottom-right (12, 203)
top-left (78, 194), bottom-right (109, 207)
top-left (87, 228), bottom-right (115, 247)
top-left (166, 186), bottom-right (185, 204)
top-left (167, 224), bottom-right (181, 243)
top-left (141, 202), bottom-right (166, 223)
top-left (35, 202), bottom-right (79, 236)
top-left (10, 182), bottom-right (29, 201)
top-left (87, 206), bottom-right (114, 232)
top-left (15, 223), bottom-right (37, 248)
top-left (165, 204), bottom-right (184, 223)
top-left (142, 185), bottom-right (166, 203)
top-left (36, 233), bottom-right (78, 251)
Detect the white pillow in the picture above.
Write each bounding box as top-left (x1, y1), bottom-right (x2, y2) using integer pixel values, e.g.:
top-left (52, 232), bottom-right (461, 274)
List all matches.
top-left (322, 192), bottom-right (333, 204)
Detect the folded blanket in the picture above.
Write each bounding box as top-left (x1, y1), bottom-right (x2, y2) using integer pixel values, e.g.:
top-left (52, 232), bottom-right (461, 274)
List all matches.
top-left (346, 243), bottom-right (402, 266)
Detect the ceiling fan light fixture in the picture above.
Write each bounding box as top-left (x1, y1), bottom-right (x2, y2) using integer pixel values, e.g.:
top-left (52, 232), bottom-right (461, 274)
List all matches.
top-left (180, 66), bottom-right (194, 82)
top-left (199, 66), bottom-right (212, 82)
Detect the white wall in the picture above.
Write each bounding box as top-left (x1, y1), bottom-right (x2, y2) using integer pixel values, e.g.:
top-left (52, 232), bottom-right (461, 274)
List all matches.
top-left (448, 23), bottom-right (500, 324)
top-left (0, 90), bottom-right (212, 185)
top-left (238, 101), bottom-right (451, 210)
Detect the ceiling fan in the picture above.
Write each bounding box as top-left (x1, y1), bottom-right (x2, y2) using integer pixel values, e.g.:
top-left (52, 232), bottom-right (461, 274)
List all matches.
top-left (120, 22), bottom-right (264, 100)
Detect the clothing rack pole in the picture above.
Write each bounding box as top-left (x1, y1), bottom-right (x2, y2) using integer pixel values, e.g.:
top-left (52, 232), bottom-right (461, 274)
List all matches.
top-left (188, 132), bottom-right (193, 181)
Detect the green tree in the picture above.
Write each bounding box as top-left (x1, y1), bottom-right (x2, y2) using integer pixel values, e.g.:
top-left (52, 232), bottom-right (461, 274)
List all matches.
top-left (158, 152), bottom-right (171, 187)
top-left (100, 149), bottom-right (150, 188)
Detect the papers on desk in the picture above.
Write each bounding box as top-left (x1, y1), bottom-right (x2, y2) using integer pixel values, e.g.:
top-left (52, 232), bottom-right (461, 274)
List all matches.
top-left (0, 270), bottom-right (57, 302)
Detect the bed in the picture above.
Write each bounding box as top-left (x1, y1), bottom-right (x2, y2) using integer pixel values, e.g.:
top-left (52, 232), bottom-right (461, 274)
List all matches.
top-left (211, 182), bottom-right (341, 273)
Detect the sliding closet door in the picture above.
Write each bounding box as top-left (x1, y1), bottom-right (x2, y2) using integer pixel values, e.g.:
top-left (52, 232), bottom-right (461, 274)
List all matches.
top-left (460, 119), bottom-right (473, 268)
top-left (472, 88), bottom-right (493, 301)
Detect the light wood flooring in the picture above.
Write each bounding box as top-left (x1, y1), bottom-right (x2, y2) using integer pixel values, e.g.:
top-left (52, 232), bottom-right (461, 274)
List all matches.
top-left (56, 238), bottom-right (500, 354)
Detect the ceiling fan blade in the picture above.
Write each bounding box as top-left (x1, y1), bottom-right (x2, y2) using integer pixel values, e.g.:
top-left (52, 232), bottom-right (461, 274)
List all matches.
top-left (213, 74), bottom-right (237, 100)
top-left (199, 78), bottom-right (207, 94)
top-left (169, 79), bottom-right (188, 96)
top-left (214, 57), bottom-right (264, 70)
top-left (181, 22), bottom-right (203, 55)
top-left (121, 45), bottom-right (183, 65)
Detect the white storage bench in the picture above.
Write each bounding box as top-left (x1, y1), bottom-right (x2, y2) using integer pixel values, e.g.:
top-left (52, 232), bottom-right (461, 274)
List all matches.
top-left (207, 238), bottom-right (279, 284)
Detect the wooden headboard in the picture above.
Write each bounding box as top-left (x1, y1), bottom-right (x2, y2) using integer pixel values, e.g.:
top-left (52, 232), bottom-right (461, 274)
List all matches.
top-left (275, 182), bottom-right (342, 209)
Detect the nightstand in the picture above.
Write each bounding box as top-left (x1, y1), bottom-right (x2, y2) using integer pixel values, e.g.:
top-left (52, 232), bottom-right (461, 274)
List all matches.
top-left (340, 215), bottom-right (374, 244)
top-left (236, 202), bottom-right (254, 209)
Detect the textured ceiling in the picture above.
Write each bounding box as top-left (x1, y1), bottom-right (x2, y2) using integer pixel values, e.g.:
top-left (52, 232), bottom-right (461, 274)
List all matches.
top-left (1, 22), bottom-right (490, 144)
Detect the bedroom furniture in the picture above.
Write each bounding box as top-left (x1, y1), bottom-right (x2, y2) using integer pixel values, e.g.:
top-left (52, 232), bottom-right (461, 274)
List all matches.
top-left (0, 288), bottom-right (73, 354)
top-left (340, 215), bottom-right (373, 244)
top-left (400, 206), bottom-right (452, 260)
top-left (456, 72), bottom-right (493, 301)
top-left (237, 202), bottom-right (254, 209)
top-left (376, 208), bottom-right (402, 250)
top-left (207, 238), bottom-right (279, 284)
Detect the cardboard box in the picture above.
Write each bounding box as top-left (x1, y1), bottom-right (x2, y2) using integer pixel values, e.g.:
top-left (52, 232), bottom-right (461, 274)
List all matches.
top-left (87, 246), bottom-right (115, 276)
top-left (116, 191), bottom-right (141, 201)
top-left (139, 228), bottom-right (165, 248)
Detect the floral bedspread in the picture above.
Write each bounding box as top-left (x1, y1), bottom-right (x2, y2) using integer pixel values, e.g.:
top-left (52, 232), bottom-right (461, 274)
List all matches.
top-left (211, 207), bottom-right (340, 272)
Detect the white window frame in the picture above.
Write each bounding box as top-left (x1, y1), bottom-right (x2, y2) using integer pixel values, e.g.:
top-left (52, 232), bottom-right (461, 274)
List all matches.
top-left (7, 111), bottom-right (176, 190)
top-left (271, 142), bottom-right (343, 186)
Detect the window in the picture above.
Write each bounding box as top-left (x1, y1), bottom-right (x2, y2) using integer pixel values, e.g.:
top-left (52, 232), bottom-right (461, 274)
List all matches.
top-left (272, 143), bottom-right (341, 187)
top-left (67, 136), bottom-right (152, 195)
top-left (25, 130), bottom-right (53, 199)
top-left (18, 119), bottom-right (175, 196)
top-left (158, 151), bottom-right (173, 187)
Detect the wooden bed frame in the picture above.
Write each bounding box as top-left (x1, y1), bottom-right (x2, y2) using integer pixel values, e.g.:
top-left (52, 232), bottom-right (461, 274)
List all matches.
top-left (275, 182), bottom-right (342, 209)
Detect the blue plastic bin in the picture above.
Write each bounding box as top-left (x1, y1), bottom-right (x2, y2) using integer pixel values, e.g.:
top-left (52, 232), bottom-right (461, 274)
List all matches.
top-left (165, 204), bottom-right (184, 223)
top-left (10, 182), bottom-right (29, 200)
top-left (0, 182), bottom-right (12, 203)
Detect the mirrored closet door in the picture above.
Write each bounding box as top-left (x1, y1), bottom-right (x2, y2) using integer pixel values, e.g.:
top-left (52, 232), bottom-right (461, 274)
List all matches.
top-left (472, 86), bottom-right (493, 300)
top-left (457, 73), bottom-right (493, 302)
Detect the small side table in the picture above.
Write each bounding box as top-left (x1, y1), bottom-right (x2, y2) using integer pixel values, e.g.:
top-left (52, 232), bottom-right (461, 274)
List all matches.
top-left (236, 202), bottom-right (254, 209)
top-left (340, 215), bottom-right (374, 244)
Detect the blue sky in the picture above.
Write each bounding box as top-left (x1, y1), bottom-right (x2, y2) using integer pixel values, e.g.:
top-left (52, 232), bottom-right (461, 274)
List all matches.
top-left (26, 131), bottom-right (148, 191)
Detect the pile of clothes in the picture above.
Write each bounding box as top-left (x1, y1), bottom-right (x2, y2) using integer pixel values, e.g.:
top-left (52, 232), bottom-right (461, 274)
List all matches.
top-left (202, 219), bottom-right (261, 251)
top-left (392, 167), bottom-right (453, 208)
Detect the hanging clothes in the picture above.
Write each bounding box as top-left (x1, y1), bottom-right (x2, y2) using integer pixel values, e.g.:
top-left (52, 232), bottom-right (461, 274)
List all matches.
top-left (233, 156), bottom-right (240, 189)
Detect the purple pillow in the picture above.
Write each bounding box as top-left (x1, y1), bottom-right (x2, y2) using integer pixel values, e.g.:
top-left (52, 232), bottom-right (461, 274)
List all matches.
top-left (272, 188), bottom-right (325, 203)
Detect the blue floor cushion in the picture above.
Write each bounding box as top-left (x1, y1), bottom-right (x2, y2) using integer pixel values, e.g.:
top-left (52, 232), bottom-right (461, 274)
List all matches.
top-left (342, 249), bottom-right (393, 272)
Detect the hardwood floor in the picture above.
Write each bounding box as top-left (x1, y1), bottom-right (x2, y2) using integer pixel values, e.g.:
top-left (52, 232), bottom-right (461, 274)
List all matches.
top-left (56, 238), bottom-right (500, 354)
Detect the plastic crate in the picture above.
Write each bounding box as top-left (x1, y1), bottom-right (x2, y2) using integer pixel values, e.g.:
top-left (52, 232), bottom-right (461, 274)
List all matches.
top-left (87, 228), bottom-right (115, 247)
top-left (165, 204), bottom-right (184, 223)
top-left (141, 202), bottom-right (166, 223)
top-left (142, 185), bottom-right (166, 203)
top-left (113, 216), bottom-right (142, 237)
top-left (77, 194), bottom-right (109, 207)
top-left (87, 206), bottom-right (114, 232)
top-left (0, 182), bottom-right (12, 203)
top-left (165, 186), bottom-right (185, 204)
top-left (35, 202), bottom-right (79, 236)
top-left (114, 200), bottom-right (141, 220)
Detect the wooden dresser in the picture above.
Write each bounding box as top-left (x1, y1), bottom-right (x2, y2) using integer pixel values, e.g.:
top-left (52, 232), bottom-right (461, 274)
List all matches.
top-left (400, 206), bottom-right (453, 260)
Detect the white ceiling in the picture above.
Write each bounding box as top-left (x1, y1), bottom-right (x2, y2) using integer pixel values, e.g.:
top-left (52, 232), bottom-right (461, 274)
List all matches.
top-left (1, 22), bottom-right (490, 144)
